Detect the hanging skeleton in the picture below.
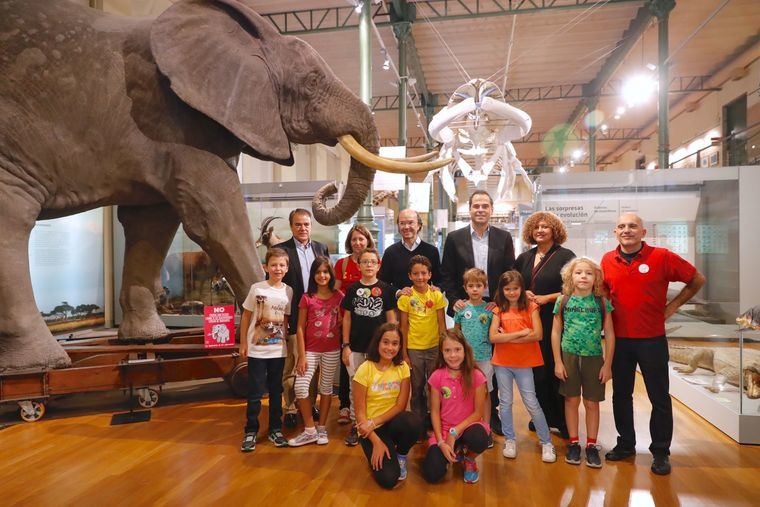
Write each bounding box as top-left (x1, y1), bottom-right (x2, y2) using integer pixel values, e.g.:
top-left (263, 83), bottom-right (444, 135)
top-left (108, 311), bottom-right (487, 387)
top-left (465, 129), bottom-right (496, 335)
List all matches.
top-left (428, 78), bottom-right (533, 203)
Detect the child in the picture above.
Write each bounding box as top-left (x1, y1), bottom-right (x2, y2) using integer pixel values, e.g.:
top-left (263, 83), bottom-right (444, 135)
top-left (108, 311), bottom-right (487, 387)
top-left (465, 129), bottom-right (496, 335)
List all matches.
top-left (552, 257), bottom-right (615, 468)
top-left (341, 248), bottom-right (397, 446)
top-left (423, 329), bottom-right (490, 485)
top-left (353, 323), bottom-right (422, 489)
top-left (288, 257), bottom-right (343, 447)
top-left (454, 268), bottom-right (494, 445)
top-left (240, 247), bottom-right (293, 452)
top-left (489, 270), bottom-right (556, 463)
top-left (398, 255), bottom-right (447, 425)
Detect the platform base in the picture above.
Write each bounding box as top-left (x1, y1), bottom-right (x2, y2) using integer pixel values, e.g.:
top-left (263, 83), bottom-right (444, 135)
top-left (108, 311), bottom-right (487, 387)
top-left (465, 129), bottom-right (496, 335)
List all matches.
top-left (110, 410), bottom-right (151, 425)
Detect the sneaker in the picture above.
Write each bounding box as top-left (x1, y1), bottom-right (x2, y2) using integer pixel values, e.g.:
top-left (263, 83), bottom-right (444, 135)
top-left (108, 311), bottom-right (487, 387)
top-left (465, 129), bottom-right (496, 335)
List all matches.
top-left (651, 454), bottom-right (671, 475)
top-left (316, 426), bottom-right (329, 445)
top-left (487, 434), bottom-right (494, 449)
top-left (565, 442), bottom-right (581, 465)
top-left (586, 445), bottom-right (602, 468)
top-left (398, 454), bottom-right (408, 481)
top-left (240, 432), bottom-right (256, 452)
top-left (605, 446), bottom-right (636, 461)
top-left (344, 426), bottom-right (359, 447)
top-left (541, 442), bottom-right (557, 463)
top-left (268, 430), bottom-right (289, 447)
top-left (288, 430), bottom-right (318, 447)
top-left (337, 408), bottom-right (351, 425)
top-left (502, 439), bottom-right (517, 459)
top-left (462, 457), bottom-right (479, 484)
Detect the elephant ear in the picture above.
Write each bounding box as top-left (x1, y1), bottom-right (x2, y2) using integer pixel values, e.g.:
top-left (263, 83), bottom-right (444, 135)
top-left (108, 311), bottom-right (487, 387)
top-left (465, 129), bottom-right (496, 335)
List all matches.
top-left (150, 0), bottom-right (293, 165)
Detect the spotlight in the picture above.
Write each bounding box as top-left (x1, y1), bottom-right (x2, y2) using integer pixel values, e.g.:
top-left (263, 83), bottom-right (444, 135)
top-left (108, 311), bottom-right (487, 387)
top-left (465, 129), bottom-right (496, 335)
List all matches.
top-left (557, 165), bottom-right (568, 173)
top-left (600, 123), bottom-right (608, 132)
top-left (622, 74), bottom-right (657, 107)
top-left (382, 59), bottom-right (390, 71)
top-left (571, 149), bottom-right (583, 161)
top-left (615, 106), bottom-right (626, 116)
top-left (613, 114), bottom-right (621, 120)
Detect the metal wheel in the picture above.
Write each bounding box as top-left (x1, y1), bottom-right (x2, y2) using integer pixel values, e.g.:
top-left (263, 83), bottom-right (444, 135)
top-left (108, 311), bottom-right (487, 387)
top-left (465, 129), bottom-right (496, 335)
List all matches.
top-left (137, 388), bottom-right (159, 409)
top-left (18, 400), bottom-right (46, 422)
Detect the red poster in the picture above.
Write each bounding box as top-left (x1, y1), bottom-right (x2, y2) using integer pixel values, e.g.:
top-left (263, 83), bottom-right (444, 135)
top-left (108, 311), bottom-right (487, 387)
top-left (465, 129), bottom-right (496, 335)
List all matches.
top-left (204, 305), bottom-right (236, 349)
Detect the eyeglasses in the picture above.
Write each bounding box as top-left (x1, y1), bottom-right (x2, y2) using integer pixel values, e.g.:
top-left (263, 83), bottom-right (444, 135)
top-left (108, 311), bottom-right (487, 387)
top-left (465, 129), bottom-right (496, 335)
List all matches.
top-left (398, 221), bottom-right (417, 227)
top-left (360, 260), bottom-right (379, 266)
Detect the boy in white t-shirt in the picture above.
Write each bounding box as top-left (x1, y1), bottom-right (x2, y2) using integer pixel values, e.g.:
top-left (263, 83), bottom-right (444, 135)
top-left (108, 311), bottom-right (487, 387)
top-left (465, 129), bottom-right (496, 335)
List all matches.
top-left (240, 248), bottom-right (293, 452)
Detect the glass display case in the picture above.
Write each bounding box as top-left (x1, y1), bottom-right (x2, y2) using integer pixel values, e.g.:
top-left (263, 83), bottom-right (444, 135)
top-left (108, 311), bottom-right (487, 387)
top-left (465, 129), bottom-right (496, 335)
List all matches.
top-left (538, 166), bottom-right (760, 443)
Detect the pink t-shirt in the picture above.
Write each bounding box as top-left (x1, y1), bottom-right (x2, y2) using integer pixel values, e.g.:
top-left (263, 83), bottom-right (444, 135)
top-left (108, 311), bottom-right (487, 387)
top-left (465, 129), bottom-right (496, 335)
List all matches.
top-left (427, 367), bottom-right (489, 445)
top-left (298, 291), bottom-right (343, 353)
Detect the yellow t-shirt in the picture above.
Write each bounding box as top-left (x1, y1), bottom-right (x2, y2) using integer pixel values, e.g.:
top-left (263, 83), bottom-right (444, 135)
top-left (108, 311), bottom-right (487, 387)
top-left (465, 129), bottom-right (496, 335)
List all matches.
top-left (397, 287), bottom-right (447, 350)
top-left (353, 360), bottom-right (411, 422)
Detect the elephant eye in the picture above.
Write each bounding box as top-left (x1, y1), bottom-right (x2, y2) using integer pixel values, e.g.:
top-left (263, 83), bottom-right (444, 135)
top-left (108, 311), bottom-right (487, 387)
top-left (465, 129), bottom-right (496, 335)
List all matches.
top-left (303, 71), bottom-right (321, 97)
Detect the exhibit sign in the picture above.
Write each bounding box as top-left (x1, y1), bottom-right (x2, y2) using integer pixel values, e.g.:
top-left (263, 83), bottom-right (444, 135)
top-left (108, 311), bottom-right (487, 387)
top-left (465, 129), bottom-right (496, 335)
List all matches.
top-left (204, 305), bottom-right (236, 349)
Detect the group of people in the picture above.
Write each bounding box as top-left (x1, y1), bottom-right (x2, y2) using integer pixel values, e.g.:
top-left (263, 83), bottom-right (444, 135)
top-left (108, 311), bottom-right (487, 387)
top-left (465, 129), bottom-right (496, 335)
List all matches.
top-left (238, 190), bottom-right (705, 489)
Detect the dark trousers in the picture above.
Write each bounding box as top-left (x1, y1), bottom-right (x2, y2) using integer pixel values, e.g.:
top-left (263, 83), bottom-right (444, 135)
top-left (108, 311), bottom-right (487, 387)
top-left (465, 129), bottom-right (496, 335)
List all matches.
top-left (245, 356), bottom-right (285, 434)
top-left (338, 362), bottom-right (350, 409)
top-left (359, 411), bottom-right (422, 489)
top-left (612, 337), bottom-right (672, 456)
top-left (422, 424), bottom-right (489, 484)
top-left (533, 339), bottom-right (566, 432)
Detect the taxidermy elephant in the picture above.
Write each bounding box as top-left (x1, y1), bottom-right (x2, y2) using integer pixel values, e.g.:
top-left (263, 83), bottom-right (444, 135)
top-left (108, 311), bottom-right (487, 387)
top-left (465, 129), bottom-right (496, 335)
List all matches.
top-left (0, 0), bottom-right (446, 372)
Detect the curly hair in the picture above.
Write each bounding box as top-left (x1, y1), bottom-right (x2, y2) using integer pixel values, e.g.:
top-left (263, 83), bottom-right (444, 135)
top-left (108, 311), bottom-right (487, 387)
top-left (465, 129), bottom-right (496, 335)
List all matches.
top-left (560, 256), bottom-right (605, 296)
top-left (521, 211), bottom-right (567, 245)
top-left (344, 223), bottom-right (375, 254)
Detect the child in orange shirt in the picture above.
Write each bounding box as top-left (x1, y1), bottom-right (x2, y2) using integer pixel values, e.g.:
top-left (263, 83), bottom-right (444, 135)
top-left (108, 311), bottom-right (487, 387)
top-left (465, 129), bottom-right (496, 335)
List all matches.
top-left (489, 270), bottom-right (556, 464)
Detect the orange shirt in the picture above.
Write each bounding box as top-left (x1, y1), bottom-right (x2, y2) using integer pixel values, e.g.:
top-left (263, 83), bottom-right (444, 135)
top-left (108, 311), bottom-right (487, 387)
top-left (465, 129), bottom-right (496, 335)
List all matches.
top-left (491, 302), bottom-right (544, 368)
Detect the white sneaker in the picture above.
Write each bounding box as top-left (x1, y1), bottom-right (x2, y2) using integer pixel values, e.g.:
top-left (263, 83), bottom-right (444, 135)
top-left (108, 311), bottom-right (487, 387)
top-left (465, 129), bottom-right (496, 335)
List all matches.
top-left (542, 442), bottom-right (557, 463)
top-left (503, 439), bottom-right (517, 459)
top-left (288, 430), bottom-right (318, 447)
top-left (316, 426), bottom-right (329, 445)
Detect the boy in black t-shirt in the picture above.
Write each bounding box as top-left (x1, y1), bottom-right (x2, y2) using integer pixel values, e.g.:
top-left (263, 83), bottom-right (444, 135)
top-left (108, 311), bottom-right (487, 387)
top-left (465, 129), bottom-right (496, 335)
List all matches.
top-left (341, 248), bottom-right (397, 446)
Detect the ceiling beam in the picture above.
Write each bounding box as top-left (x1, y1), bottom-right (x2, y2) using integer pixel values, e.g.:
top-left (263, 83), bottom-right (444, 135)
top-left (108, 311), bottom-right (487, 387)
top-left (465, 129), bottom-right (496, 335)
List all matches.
top-left (370, 75), bottom-right (719, 111)
top-left (261, 0), bottom-right (642, 35)
top-left (564, 5), bottom-right (653, 129)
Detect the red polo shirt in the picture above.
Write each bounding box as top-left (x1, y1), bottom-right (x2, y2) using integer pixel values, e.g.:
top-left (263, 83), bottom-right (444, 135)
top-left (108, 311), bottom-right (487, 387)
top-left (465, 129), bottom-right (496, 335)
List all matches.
top-left (601, 242), bottom-right (696, 339)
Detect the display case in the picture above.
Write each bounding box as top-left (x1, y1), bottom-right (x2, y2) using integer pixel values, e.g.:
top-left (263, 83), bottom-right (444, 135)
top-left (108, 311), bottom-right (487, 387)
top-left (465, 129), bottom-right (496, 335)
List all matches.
top-left (538, 166), bottom-right (760, 443)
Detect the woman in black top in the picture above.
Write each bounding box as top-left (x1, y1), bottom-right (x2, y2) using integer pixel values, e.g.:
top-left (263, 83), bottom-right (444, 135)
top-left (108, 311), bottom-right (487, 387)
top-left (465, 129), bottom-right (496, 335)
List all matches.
top-left (514, 211), bottom-right (575, 437)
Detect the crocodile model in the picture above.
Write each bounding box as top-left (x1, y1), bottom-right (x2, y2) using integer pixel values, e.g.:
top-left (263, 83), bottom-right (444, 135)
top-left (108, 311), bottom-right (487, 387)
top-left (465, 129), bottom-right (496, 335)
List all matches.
top-left (668, 344), bottom-right (760, 399)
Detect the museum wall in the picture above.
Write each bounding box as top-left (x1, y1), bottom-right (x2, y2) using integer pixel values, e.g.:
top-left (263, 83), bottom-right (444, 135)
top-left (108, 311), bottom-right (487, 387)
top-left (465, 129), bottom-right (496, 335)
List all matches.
top-left (607, 57), bottom-right (759, 171)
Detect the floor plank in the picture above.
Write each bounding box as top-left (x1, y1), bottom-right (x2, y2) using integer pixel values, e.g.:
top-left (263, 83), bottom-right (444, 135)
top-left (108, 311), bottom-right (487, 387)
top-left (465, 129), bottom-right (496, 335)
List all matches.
top-left (1, 374), bottom-right (759, 506)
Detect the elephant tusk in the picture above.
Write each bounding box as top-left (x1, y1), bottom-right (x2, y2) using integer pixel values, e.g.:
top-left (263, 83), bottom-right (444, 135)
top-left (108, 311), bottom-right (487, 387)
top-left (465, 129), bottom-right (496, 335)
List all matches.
top-left (388, 151), bottom-right (439, 162)
top-left (338, 135), bottom-right (452, 174)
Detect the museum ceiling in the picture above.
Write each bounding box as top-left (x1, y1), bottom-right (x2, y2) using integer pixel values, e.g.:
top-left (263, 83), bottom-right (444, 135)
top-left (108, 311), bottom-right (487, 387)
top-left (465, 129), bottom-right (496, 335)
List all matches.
top-left (101, 0), bottom-right (760, 170)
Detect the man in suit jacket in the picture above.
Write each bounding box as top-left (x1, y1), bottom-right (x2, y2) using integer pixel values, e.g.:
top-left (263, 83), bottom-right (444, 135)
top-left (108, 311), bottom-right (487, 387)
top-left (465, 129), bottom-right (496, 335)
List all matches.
top-left (440, 191), bottom-right (515, 314)
top-left (440, 190), bottom-right (515, 437)
top-left (278, 208), bottom-right (329, 427)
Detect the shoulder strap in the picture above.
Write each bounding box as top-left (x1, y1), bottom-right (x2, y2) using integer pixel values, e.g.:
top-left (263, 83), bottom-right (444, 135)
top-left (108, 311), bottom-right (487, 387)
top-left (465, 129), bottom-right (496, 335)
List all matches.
top-left (595, 296), bottom-right (606, 323)
top-left (558, 295), bottom-right (569, 323)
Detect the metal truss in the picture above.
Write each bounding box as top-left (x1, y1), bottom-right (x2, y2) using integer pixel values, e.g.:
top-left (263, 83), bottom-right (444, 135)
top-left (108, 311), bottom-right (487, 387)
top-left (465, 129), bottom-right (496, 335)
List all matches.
top-left (379, 128), bottom-right (645, 148)
top-left (370, 76), bottom-right (717, 111)
top-left (261, 0), bottom-right (641, 35)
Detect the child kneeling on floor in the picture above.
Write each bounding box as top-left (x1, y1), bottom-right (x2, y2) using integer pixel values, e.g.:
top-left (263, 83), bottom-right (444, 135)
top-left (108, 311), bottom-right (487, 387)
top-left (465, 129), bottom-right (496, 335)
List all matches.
top-left (422, 328), bottom-right (490, 484)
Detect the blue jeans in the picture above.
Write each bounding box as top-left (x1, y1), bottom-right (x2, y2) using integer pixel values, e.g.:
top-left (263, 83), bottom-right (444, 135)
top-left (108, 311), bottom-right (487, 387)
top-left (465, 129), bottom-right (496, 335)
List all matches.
top-left (494, 365), bottom-right (551, 444)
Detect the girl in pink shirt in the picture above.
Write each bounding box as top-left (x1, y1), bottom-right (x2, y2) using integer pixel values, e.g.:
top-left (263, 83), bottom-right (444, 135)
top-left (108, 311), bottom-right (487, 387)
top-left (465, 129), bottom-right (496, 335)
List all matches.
top-left (422, 328), bottom-right (490, 485)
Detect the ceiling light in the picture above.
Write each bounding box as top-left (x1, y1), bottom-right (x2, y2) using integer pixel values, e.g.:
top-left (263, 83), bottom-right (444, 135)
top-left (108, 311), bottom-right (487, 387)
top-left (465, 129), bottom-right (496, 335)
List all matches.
top-left (382, 59), bottom-right (390, 71)
top-left (621, 74), bottom-right (657, 107)
top-left (646, 63), bottom-right (657, 71)
top-left (571, 149), bottom-right (583, 161)
top-left (557, 165), bottom-right (568, 173)
top-left (615, 106), bottom-right (626, 116)
top-left (600, 123), bottom-right (608, 132)
top-left (613, 114), bottom-right (621, 120)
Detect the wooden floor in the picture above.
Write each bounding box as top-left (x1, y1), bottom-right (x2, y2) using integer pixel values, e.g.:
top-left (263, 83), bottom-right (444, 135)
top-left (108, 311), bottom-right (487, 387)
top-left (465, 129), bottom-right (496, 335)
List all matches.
top-left (1, 374), bottom-right (759, 507)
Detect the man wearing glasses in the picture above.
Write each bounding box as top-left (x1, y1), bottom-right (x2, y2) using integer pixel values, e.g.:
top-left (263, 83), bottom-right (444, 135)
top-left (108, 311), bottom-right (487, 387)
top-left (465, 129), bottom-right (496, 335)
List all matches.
top-left (379, 208), bottom-right (442, 298)
top-left (279, 209), bottom-right (329, 428)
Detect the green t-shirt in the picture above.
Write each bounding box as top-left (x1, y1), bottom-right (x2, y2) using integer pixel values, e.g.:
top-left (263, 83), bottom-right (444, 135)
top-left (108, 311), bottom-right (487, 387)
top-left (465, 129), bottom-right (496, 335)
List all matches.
top-left (454, 302), bottom-right (493, 362)
top-left (553, 295), bottom-right (613, 356)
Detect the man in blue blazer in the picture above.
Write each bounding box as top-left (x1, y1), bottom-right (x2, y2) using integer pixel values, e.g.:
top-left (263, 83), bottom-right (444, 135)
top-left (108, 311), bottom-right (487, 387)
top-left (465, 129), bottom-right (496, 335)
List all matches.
top-left (278, 209), bottom-right (329, 428)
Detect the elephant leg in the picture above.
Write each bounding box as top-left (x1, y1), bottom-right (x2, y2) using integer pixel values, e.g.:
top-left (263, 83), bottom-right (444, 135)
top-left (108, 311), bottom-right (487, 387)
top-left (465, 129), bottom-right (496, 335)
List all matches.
top-left (0, 194), bottom-right (70, 372)
top-left (117, 203), bottom-right (180, 341)
top-left (167, 154), bottom-right (264, 306)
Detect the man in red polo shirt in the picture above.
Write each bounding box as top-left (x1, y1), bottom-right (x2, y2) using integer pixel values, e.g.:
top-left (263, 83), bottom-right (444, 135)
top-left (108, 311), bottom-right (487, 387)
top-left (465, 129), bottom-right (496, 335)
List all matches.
top-left (601, 213), bottom-right (705, 476)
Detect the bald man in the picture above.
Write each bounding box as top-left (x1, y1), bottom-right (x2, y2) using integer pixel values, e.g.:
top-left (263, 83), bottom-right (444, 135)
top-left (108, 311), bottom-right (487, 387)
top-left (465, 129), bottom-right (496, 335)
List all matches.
top-left (601, 213), bottom-right (705, 475)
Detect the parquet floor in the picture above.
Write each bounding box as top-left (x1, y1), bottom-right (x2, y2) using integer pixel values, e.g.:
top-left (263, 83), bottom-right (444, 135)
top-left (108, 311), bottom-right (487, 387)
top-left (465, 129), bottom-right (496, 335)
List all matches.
top-left (1, 374), bottom-right (759, 506)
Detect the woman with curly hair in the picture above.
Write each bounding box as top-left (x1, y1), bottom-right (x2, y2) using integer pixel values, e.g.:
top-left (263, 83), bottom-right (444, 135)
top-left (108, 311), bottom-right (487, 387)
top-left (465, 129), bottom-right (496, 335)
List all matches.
top-left (514, 211), bottom-right (575, 438)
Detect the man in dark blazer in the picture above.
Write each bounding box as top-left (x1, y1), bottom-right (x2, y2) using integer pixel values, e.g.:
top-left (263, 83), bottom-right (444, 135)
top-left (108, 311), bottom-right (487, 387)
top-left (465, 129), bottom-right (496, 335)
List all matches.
top-left (278, 208), bottom-right (329, 428)
top-left (440, 190), bottom-right (515, 437)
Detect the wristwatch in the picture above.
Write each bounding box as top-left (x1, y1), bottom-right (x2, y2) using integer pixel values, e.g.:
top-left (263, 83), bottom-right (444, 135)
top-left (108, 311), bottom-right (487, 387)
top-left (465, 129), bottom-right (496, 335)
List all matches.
top-left (448, 427), bottom-right (459, 438)
top-left (341, 343), bottom-right (351, 349)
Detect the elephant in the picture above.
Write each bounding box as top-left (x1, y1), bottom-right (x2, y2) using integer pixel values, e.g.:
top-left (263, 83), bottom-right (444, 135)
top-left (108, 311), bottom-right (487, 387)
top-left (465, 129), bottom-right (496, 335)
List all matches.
top-left (0, 0), bottom-right (448, 372)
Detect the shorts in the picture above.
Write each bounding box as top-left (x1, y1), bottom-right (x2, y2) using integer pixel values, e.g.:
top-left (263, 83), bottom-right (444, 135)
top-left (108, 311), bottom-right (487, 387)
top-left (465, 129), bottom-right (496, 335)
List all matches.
top-left (559, 351), bottom-right (605, 402)
top-left (476, 360), bottom-right (494, 392)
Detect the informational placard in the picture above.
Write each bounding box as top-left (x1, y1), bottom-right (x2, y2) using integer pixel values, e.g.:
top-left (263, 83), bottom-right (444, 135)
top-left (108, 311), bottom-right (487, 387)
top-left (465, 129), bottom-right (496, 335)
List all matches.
top-left (204, 305), bottom-right (236, 348)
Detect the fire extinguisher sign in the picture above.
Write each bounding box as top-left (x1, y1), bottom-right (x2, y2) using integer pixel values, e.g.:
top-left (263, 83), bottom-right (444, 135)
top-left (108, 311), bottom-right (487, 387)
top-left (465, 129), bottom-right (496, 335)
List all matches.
top-left (204, 305), bottom-right (236, 349)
